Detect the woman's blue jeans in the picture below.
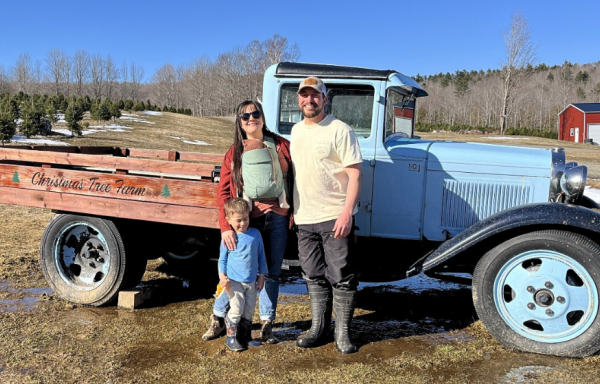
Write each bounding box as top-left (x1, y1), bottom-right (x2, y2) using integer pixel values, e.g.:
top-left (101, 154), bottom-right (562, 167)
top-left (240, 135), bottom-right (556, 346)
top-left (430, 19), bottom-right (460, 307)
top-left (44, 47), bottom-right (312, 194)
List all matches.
top-left (214, 211), bottom-right (288, 321)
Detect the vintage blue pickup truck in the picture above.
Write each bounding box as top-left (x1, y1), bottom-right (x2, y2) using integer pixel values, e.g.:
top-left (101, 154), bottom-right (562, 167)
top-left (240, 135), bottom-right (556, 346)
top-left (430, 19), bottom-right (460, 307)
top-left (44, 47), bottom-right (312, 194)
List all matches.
top-left (1, 62), bottom-right (599, 358)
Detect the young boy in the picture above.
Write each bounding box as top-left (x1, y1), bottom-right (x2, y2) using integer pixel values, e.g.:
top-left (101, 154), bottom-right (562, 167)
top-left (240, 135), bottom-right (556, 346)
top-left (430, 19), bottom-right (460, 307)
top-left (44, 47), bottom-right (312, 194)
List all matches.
top-left (219, 197), bottom-right (268, 351)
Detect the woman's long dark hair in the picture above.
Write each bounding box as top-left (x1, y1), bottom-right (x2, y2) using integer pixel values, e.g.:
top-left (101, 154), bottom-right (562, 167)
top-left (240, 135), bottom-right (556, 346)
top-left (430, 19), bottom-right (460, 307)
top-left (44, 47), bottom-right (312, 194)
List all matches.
top-left (232, 100), bottom-right (275, 194)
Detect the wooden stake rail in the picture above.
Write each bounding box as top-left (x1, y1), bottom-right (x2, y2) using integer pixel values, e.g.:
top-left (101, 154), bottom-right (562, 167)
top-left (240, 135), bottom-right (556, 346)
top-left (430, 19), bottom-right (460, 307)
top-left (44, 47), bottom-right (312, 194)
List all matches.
top-left (0, 146), bottom-right (224, 228)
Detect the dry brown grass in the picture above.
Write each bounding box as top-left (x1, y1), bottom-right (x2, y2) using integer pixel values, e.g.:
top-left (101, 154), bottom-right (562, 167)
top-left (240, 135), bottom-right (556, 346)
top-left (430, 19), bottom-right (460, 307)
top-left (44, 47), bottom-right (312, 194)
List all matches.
top-left (45, 111), bottom-right (235, 154)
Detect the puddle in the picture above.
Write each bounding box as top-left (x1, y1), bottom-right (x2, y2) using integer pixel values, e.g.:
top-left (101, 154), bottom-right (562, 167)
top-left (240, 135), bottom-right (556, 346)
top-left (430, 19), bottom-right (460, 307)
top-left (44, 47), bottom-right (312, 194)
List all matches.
top-left (0, 281), bottom-right (53, 313)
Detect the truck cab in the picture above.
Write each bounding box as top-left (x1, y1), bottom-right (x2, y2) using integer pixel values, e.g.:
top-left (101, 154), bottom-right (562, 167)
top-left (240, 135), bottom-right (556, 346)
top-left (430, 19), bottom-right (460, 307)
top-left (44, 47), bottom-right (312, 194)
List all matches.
top-left (263, 63), bottom-right (571, 242)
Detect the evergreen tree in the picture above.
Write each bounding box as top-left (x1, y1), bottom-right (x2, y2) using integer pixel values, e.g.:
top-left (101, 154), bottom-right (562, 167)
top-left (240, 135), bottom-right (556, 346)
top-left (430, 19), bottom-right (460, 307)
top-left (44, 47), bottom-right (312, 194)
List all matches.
top-left (0, 112), bottom-right (16, 144)
top-left (132, 101), bottom-right (144, 112)
top-left (110, 103), bottom-right (122, 122)
top-left (64, 101), bottom-right (84, 136)
top-left (98, 99), bottom-right (112, 125)
top-left (124, 99), bottom-right (134, 111)
top-left (19, 100), bottom-right (47, 137)
top-left (90, 101), bottom-right (101, 121)
top-left (114, 100), bottom-right (124, 110)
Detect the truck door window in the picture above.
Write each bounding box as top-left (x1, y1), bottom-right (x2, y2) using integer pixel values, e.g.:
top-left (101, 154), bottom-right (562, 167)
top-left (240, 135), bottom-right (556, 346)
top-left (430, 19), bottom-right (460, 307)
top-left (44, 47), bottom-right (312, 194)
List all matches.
top-left (279, 83), bottom-right (374, 138)
top-left (385, 88), bottom-right (415, 139)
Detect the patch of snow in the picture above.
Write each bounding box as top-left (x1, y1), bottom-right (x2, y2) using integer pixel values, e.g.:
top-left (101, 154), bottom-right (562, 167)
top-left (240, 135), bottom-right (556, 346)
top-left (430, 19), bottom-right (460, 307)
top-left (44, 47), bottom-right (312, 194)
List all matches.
top-left (88, 124), bottom-right (133, 130)
top-left (165, 135), bottom-right (211, 146)
top-left (55, 113), bottom-right (66, 123)
top-left (585, 186), bottom-right (600, 204)
top-left (360, 273), bottom-right (470, 293)
top-left (10, 134), bottom-right (70, 146)
top-left (119, 116), bottom-right (155, 124)
top-left (142, 111), bottom-right (163, 116)
top-left (182, 140), bottom-right (210, 146)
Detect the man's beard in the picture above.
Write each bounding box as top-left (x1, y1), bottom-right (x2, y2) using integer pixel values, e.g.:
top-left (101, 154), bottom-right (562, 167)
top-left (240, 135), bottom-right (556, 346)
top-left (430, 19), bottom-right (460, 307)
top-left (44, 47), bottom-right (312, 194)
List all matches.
top-left (301, 102), bottom-right (322, 119)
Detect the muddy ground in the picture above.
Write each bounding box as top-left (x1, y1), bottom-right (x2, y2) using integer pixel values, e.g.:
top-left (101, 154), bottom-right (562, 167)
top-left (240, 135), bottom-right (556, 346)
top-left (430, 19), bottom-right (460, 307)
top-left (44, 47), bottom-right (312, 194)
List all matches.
top-left (2, 204), bottom-right (600, 384)
top-left (3, 120), bottom-right (600, 383)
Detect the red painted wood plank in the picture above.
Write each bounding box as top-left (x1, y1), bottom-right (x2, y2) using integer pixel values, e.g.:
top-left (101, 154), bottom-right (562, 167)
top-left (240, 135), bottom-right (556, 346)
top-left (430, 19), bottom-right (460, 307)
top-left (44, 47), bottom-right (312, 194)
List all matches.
top-left (0, 186), bottom-right (219, 228)
top-left (0, 164), bottom-right (218, 207)
top-left (0, 148), bottom-right (216, 177)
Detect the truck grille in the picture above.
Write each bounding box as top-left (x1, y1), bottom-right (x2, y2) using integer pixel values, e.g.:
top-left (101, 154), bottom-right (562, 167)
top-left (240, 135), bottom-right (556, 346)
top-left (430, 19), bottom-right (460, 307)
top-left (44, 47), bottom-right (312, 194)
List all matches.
top-left (441, 180), bottom-right (531, 228)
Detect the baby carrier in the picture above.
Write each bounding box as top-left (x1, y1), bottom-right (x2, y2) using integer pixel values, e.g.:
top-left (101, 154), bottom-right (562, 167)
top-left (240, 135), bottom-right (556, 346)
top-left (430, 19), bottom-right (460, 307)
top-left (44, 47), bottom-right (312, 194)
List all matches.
top-left (241, 136), bottom-right (288, 205)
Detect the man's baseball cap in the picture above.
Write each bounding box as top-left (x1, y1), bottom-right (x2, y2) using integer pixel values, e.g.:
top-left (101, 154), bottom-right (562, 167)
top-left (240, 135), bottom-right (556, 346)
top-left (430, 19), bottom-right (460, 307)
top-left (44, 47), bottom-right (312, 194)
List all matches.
top-left (297, 76), bottom-right (327, 95)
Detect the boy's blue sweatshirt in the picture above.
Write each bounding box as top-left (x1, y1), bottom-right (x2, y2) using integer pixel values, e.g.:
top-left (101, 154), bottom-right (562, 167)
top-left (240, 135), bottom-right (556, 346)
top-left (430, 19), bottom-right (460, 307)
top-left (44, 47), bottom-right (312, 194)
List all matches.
top-left (218, 227), bottom-right (268, 283)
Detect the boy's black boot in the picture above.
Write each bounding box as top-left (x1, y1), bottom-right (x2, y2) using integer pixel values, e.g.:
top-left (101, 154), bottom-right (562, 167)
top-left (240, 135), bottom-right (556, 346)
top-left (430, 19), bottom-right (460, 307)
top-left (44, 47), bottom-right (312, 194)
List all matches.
top-left (296, 283), bottom-right (332, 348)
top-left (333, 288), bottom-right (358, 354)
top-left (225, 316), bottom-right (246, 352)
top-left (238, 318), bottom-right (253, 348)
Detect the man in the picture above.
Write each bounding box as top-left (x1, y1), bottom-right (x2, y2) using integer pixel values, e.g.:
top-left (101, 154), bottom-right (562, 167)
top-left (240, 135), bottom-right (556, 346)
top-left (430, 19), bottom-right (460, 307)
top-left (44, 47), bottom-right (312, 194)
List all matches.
top-left (290, 76), bottom-right (362, 354)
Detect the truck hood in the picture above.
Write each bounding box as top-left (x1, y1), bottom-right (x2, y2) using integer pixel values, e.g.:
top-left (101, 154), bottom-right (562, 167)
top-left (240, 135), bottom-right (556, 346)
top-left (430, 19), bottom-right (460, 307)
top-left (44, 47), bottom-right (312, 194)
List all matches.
top-left (384, 138), bottom-right (551, 178)
top-left (426, 141), bottom-right (551, 177)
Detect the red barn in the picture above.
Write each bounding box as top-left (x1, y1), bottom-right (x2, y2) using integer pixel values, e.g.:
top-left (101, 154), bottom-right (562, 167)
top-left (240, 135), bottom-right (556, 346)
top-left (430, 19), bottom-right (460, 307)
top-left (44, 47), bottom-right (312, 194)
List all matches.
top-left (558, 103), bottom-right (600, 143)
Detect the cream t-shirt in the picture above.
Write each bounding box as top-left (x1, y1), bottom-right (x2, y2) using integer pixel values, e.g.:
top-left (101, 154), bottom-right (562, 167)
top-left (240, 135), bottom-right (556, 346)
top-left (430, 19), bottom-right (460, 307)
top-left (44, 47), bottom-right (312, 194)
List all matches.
top-left (290, 115), bottom-right (362, 225)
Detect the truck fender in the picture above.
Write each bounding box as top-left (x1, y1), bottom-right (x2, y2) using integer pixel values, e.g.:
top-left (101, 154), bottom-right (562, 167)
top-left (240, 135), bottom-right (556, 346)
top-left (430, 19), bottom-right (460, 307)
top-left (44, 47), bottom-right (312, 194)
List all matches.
top-left (406, 202), bottom-right (600, 277)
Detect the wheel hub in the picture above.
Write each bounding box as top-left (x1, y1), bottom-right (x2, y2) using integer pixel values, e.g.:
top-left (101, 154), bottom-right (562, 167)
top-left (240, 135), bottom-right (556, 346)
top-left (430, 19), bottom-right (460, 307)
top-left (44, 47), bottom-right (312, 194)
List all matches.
top-left (534, 289), bottom-right (555, 307)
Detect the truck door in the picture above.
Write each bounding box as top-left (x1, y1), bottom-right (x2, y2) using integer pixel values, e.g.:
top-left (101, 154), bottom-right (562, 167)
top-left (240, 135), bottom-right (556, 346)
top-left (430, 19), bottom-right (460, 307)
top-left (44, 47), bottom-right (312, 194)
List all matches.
top-left (371, 87), bottom-right (429, 239)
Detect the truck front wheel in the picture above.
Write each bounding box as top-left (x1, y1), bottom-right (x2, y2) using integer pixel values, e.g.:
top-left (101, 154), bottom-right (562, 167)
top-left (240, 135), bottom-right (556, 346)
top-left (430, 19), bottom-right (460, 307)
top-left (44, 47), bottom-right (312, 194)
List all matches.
top-left (41, 214), bottom-right (143, 306)
top-left (473, 230), bottom-right (600, 358)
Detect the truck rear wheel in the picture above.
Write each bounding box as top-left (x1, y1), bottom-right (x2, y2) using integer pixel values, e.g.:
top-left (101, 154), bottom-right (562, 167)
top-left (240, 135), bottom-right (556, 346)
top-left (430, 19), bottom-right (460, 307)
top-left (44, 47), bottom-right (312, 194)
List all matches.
top-left (40, 214), bottom-right (144, 306)
top-left (472, 230), bottom-right (600, 357)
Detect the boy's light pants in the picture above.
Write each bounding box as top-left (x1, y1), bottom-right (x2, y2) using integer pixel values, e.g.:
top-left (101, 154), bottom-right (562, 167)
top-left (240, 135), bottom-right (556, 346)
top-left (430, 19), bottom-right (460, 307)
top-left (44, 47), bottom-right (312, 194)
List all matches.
top-left (226, 280), bottom-right (257, 323)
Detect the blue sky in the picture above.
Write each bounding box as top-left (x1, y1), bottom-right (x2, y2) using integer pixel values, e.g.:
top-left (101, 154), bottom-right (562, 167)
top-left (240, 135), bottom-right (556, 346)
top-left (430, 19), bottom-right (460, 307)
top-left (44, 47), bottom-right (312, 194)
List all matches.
top-left (0, 0), bottom-right (598, 81)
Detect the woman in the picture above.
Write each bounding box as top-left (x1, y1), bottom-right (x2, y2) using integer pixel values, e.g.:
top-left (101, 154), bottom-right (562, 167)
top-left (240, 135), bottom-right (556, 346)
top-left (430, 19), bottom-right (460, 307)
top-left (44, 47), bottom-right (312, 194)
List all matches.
top-left (202, 100), bottom-right (292, 344)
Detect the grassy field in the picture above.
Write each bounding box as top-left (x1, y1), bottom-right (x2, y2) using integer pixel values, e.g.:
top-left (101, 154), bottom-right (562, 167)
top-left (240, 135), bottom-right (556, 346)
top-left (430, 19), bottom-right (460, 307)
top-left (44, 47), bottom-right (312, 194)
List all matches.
top-left (2, 114), bottom-right (600, 383)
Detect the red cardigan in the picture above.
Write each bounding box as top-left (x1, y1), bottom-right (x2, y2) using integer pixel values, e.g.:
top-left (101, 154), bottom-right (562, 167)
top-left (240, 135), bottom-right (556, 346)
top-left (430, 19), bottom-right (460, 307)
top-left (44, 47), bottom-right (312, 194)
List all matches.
top-left (217, 134), bottom-right (293, 233)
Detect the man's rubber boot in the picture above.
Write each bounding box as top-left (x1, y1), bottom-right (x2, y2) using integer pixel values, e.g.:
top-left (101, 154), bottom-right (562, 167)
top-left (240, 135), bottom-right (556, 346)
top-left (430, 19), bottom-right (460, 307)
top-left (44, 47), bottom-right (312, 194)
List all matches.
top-left (225, 316), bottom-right (246, 352)
top-left (333, 288), bottom-right (358, 354)
top-left (202, 314), bottom-right (225, 341)
top-left (296, 283), bottom-right (332, 348)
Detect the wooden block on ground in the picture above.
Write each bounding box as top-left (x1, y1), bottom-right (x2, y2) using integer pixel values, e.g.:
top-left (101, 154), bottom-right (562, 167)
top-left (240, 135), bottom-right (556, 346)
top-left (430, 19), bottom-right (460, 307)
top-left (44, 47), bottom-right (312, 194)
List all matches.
top-left (118, 289), bottom-right (152, 310)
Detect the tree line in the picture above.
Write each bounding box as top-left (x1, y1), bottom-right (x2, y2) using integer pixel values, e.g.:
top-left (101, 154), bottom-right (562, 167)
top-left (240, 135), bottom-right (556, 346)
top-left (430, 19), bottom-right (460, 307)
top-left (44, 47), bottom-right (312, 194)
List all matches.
top-left (0, 92), bottom-right (174, 143)
top-left (0, 34), bottom-right (300, 118)
top-left (415, 12), bottom-right (600, 137)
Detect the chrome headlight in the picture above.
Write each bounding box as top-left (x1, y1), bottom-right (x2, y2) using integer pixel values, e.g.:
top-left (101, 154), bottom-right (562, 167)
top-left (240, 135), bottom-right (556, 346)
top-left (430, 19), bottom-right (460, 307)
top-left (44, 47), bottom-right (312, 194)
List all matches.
top-left (560, 165), bottom-right (587, 202)
top-left (550, 147), bottom-right (588, 203)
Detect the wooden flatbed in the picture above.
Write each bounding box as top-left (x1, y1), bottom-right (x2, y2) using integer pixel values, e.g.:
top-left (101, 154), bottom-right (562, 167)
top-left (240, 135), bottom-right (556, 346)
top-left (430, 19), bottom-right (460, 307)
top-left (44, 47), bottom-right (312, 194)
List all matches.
top-left (0, 145), bottom-right (223, 228)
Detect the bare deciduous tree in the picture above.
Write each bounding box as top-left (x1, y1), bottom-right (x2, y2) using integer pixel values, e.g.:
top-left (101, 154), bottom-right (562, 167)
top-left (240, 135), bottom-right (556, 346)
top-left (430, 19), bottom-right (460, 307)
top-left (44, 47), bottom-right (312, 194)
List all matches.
top-left (12, 53), bottom-right (33, 93)
top-left (105, 55), bottom-right (119, 99)
top-left (0, 65), bottom-right (11, 93)
top-left (90, 54), bottom-right (105, 99)
top-left (499, 11), bottom-right (537, 134)
top-left (73, 50), bottom-right (90, 96)
top-left (45, 49), bottom-right (69, 95)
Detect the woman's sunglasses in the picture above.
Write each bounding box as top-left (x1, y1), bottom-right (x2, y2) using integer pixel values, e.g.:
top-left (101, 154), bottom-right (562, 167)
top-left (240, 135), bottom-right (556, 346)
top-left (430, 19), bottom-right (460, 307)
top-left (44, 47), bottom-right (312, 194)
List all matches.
top-left (240, 111), bottom-right (261, 121)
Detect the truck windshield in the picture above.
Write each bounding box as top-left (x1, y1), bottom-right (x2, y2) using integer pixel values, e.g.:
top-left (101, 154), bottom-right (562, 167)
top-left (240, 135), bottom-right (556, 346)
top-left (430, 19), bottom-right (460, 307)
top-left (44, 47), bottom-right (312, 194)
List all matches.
top-left (279, 83), bottom-right (374, 138)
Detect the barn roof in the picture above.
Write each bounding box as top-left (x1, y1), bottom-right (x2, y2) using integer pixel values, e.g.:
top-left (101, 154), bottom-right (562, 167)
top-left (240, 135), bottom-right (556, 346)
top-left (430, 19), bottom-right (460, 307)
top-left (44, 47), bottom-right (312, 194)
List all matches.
top-left (572, 103), bottom-right (600, 113)
top-left (558, 103), bottom-right (600, 116)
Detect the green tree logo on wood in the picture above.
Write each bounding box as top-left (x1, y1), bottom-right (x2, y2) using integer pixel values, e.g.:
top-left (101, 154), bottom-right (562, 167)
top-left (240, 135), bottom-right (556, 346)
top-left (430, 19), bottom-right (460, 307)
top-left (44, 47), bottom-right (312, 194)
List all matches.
top-left (161, 184), bottom-right (171, 197)
top-left (12, 171), bottom-right (20, 183)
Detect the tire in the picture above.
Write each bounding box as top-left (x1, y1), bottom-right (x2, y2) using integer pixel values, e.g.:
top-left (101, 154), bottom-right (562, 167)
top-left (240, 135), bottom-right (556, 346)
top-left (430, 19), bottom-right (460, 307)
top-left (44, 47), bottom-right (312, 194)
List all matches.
top-left (40, 214), bottom-right (142, 306)
top-left (473, 230), bottom-right (600, 357)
